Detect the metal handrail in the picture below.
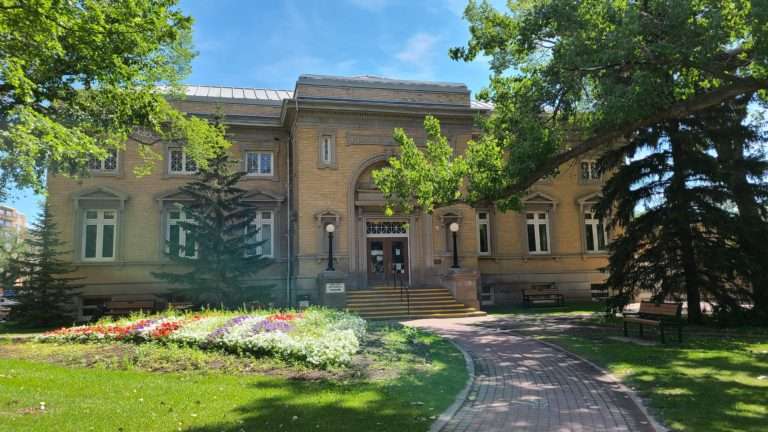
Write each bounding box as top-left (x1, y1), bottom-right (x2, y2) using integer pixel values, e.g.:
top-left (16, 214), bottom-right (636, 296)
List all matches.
top-left (394, 266), bottom-right (411, 316)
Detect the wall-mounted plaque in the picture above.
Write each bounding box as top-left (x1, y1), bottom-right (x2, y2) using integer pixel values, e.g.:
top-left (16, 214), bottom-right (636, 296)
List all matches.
top-left (325, 283), bottom-right (345, 293)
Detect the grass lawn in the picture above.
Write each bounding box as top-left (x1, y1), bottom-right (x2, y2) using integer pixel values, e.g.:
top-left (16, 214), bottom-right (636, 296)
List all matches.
top-left (483, 302), bottom-right (605, 316)
top-left (0, 325), bottom-right (467, 432)
top-left (545, 332), bottom-right (768, 431)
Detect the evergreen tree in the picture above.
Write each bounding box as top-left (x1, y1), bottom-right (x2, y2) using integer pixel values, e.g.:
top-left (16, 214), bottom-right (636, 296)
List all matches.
top-left (598, 120), bottom-right (742, 323)
top-left (690, 96), bottom-right (768, 321)
top-left (152, 150), bottom-right (272, 307)
top-left (9, 204), bottom-right (83, 327)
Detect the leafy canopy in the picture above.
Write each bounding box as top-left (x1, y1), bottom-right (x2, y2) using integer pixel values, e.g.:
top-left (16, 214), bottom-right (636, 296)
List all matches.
top-left (0, 0), bottom-right (229, 198)
top-left (376, 0), bottom-right (768, 212)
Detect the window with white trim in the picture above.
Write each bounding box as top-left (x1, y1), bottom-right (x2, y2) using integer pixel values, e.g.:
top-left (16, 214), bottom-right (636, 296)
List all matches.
top-left (526, 212), bottom-right (550, 254)
top-left (88, 149), bottom-right (118, 172)
top-left (320, 135), bottom-right (333, 164)
top-left (477, 211), bottom-right (491, 255)
top-left (245, 151), bottom-right (273, 176)
top-left (167, 209), bottom-right (197, 258)
top-left (580, 160), bottom-right (600, 181)
top-left (168, 148), bottom-right (197, 174)
top-left (83, 210), bottom-right (117, 261)
top-left (584, 212), bottom-right (608, 252)
top-left (246, 211), bottom-right (273, 257)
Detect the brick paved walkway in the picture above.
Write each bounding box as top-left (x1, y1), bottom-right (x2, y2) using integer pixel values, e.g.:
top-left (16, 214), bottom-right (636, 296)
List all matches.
top-left (407, 317), bottom-right (659, 432)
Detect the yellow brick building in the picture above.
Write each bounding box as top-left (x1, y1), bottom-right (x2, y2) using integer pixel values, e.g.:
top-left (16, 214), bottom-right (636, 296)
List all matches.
top-left (47, 75), bottom-right (609, 318)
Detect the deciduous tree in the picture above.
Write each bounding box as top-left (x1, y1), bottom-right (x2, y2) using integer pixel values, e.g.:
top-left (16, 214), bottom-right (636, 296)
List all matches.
top-left (377, 0), bottom-right (768, 211)
top-left (0, 0), bottom-right (229, 199)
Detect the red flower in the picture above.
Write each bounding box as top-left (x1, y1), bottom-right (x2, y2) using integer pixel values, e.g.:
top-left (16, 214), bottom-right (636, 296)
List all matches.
top-left (266, 312), bottom-right (303, 322)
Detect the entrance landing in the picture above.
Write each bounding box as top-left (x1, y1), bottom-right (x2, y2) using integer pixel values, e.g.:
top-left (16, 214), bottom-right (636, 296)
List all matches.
top-left (345, 287), bottom-right (486, 320)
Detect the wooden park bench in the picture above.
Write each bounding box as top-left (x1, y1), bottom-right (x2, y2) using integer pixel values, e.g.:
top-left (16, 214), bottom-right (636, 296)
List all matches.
top-left (522, 285), bottom-right (565, 307)
top-left (623, 301), bottom-right (684, 343)
top-left (104, 295), bottom-right (161, 316)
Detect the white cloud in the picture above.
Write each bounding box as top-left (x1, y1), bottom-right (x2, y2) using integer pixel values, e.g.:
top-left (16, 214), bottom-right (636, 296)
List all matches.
top-left (396, 33), bottom-right (439, 65)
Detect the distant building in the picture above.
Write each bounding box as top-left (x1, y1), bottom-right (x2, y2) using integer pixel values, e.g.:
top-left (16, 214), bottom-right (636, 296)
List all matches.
top-left (0, 205), bottom-right (26, 233)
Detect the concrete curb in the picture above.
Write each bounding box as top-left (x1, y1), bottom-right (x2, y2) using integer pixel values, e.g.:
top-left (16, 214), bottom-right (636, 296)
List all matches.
top-left (428, 338), bottom-right (475, 432)
top-left (533, 337), bottom-right (669, 432)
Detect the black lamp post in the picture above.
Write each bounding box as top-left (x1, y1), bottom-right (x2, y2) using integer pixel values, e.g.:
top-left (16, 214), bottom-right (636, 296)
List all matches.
top-left (449, 222), bottom-right (460, 269)
top-left (325, 223), bottom-right (335, 271)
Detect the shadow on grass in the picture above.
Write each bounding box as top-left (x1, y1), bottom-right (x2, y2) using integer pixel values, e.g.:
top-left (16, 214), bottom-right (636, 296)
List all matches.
top-left (554, 335), bottom-right (768, 432)
top-left (182, 335), bottom-right (466, 432)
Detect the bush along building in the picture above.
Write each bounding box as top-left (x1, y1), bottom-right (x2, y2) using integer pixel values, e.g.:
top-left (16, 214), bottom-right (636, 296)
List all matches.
top-left (47, 75), bottom-right (610, 320)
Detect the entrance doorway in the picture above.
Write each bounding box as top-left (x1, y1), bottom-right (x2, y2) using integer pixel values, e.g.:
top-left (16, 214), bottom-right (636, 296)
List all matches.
top-left (367, 237), bottom-right (409, 287)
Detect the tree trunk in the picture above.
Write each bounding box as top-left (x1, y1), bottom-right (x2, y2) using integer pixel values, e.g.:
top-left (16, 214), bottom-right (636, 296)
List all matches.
top-left (669, 128), bottom-right (704, 323)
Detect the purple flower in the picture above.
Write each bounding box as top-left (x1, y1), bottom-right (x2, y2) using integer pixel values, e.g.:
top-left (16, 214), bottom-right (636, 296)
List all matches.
top-left (207, 315), bottom-right (252, 341)
top-left (251, 319), bottom-right (292, 334)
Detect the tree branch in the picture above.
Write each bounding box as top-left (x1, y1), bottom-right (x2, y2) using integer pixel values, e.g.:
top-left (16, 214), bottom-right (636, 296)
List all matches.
top-left (504, 78), bottom-right (768, 195)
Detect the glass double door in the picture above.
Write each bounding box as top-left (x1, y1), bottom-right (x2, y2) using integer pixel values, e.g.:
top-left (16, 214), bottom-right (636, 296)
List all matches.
top-left (367, 237), bottom-right (409, 286)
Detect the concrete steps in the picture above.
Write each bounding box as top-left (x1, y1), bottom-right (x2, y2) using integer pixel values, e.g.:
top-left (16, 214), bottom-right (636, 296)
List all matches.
top-left (346, 287), bottom-right (486, 320)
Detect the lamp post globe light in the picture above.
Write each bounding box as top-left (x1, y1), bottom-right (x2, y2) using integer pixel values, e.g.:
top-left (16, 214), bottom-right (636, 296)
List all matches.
top-left (325, 223), bottom-right (335, 272)
top-left (449, 222), bottom-right (460, 269)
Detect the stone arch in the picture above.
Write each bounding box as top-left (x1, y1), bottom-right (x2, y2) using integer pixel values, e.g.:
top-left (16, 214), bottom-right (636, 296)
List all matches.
top-left (346, 153), bottom-right (395, 277)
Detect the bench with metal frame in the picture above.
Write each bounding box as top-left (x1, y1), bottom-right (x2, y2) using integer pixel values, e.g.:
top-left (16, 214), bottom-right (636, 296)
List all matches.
top-left (522, 285), bottom-right (565, 307)
top-left (623, 301), bottom-right (684, 343)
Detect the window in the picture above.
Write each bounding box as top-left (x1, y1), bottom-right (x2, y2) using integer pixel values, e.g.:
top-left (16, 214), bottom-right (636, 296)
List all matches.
top-left (88, 149), bottom-right (118, 172)
top-left (83, 210), bottom-right (117, 261)
top-left (167, 209), bottom-right (196, 258)
top-left (526, 212), bottom-right (550, 254)
top-left (584, 212), bottom-right (608, 252)
top-left (246, 211), bottom-right (273, 257)
top-left (477, 211), bottom-right (491, 255)
top-left (246, 151), bottom-right (273, 176)
top-left (321, 136), bottom-right (332, 164)
top-left (580, 160), bottom-right (600, 181)
top-left (318, 134), bottom-right (335, 167)
top-left (168, 148), bottom-right (197, 174)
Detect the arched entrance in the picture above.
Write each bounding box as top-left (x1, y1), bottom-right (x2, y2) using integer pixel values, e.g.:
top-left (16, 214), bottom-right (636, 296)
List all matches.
top-left (347, 155), bottom-right (427, 289)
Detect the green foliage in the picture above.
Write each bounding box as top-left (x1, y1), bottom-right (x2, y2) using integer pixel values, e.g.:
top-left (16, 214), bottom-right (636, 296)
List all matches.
top-left (151, 150), bottom-right (272, 307)
top-left (0, 0), bottom-right (228, 198)
top-left (380, 0), bottom-right (768, 211)
top-left (9, 203), bottom-right (83, 327)
top-left (597, 99), bottom-right (765, 322)
top-left (373, 116), bottom-right (468, 214)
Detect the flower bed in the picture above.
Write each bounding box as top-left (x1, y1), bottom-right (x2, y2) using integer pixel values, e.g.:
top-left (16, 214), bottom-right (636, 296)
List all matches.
top-left (40, 308), bottom-right (366, 368)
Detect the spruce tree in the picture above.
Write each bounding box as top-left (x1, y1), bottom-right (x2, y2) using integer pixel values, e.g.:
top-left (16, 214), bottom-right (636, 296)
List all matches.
top-left (9, 204), bottom-right (83, 327)
top-left (691, 96), bottom-right (768, 321)
top-left (598, 120), bottom-right (741, 323)
top-left (152, 150), bottom-right (272, 307)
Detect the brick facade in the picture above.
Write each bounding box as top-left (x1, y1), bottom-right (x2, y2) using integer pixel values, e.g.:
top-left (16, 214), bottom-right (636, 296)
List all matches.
top-left (47, 75), bottom-right (609, 317)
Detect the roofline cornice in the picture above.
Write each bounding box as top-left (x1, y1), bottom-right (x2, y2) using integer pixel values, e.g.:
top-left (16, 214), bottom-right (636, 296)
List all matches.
top-left (279, 97), bottom-right (489, 125)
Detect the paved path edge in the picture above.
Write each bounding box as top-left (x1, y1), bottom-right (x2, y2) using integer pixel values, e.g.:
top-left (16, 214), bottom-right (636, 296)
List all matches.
top-left (533, 337), bottom-right (669, 432)
top-left (429, 338), bottom-right (475, 432)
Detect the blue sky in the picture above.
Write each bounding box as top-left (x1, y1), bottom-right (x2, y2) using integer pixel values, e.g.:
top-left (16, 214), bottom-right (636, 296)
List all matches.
top-left (4, 0), bottom-right (501, 223)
